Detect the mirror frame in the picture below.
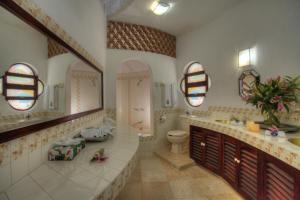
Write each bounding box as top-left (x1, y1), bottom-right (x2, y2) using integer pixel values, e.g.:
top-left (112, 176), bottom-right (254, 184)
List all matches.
top-left (238, 69), bottom-right (260, 100)
top-left (0, 0), bottom-right (104, 143)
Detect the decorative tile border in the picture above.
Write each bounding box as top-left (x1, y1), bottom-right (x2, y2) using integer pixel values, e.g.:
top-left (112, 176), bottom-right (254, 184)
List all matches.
top-left (107, 21), bottom-right (176, 58)
top-left (0, 111), bottom-right (64, 132)
top-left (187, 106), bottom-right (300, 125)
top-left (11, 0), bottom-right (103, 70)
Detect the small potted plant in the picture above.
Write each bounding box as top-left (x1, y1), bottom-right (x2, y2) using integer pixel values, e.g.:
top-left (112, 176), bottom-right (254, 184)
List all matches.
top-left (246, 75), bottom-right (300, 128)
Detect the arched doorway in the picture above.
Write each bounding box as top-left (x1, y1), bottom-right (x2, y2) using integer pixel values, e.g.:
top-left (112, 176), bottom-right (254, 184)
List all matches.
top-left (66, 60), bottom-right (101, 114)
top-left (116, 59), bottom-right (154, 136)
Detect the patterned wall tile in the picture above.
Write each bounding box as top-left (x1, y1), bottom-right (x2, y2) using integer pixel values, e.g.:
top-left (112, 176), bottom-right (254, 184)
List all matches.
top-left (48, 38), bottom-right (68, 58)
top-left (107, 21), bottom-right (176, 58)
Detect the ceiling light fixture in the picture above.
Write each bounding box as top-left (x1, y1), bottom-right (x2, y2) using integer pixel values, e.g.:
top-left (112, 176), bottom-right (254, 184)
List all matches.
top-left (151, 1), bottom-right (170, 15)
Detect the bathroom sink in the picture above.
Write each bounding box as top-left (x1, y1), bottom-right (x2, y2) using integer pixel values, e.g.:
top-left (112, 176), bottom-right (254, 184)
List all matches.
top-left (288, 138), bottom-right (300, 147)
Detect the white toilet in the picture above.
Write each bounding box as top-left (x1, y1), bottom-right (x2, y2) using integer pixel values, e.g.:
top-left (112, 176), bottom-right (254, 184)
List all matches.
top-left (167, 130), bottom-right (188, 154)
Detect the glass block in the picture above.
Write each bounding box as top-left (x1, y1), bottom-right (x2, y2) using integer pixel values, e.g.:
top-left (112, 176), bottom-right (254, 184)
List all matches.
top-left (187, 62), bottom-right (203, 74)
top-left (7, 76), bottom-right (34, 85)
top-left (8, 100), bottom-right (35, 110)
top-left (38, 80), bottom-right (44, 96)
top-left (6, 89), bottom-right (34, 97)
top-left (188, 86), bottom-right (206, 95)
top-left (187, 74), bottom-right (206, 83)
top-left (8, 63), bottom-right (35, 75)
top-left (187, 96), bottom-right (204, 107)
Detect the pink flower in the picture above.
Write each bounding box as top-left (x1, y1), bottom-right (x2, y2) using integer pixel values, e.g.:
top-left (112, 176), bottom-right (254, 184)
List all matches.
top-left (269, 126), bottom-right (279, 132)
top-left (277, 102), bottom-right (284, 111)
top-left (271, 96), bottom-right (282, 103)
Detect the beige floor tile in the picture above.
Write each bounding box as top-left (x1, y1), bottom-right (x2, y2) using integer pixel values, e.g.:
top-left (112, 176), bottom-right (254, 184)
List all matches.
top-left (128, 165), bottom-right (141, 183)
top-left (206, 193), bottom-right (243, 200)
top-left (117, 155), bottom-right (244, 200)
top-left (142, 182), bottom-right (173, 200)
top-left (140, 157), bottom-right (168, 182)
top-left (169, 179), bottom-right (206, 199)
top-left (116, 182), bottom-right (142, 200)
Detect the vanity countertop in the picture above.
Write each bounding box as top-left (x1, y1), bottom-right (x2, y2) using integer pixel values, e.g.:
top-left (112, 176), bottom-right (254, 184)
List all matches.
top-left (2, 125), bottom-right (140, 200)
top-left (180, 115), bottom-right (300, 171)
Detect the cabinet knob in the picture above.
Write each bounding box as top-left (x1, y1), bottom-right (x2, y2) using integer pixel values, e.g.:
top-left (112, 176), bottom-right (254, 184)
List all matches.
top-left (200, 142), bottom-right (206, 146)
top-left (234, 158), bottom-right (241, 164)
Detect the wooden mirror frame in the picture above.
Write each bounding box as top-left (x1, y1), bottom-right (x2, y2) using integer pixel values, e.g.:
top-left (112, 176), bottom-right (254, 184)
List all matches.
top-left (0, 0), bottom-right (104, 143)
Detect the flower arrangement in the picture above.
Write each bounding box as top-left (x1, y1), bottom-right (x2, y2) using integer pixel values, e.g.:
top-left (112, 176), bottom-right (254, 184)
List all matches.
top-left (246, 75), bottom-right (300, 126)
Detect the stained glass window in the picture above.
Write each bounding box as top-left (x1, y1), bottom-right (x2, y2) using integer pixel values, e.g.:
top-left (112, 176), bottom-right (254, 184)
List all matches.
top-left (8, 100), bottom-right (35, 111)
top-left (8, 63), bottom-right (35, 75)
top-left (1, 63), bottom-right (44, 111)
top-left (179, 62), bottom-right (211, 107)
top-left (7, 76), bottom-right (34, 85)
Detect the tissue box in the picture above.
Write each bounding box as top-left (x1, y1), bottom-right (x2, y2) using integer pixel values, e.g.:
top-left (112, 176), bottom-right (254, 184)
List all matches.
top-left (48, 138), bottom-right (86, 161)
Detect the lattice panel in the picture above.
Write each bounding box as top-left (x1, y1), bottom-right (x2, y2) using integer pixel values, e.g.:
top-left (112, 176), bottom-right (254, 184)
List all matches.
top-left (107, 21), bottom-right (176, 58)
top-left (48, 38), bottom-right (68, 58)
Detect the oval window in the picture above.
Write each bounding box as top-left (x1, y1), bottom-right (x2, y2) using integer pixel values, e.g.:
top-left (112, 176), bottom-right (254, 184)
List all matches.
top-left (1, 63), bottom-right (44, 111)
top-left (180, 62), bottom-right (211, 107)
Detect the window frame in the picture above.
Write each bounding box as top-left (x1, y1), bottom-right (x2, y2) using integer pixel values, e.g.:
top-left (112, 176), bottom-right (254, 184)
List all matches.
top-left (2, 63), bottom-right (42, 111)
top-left (181, 62), bottom-right (210, 107)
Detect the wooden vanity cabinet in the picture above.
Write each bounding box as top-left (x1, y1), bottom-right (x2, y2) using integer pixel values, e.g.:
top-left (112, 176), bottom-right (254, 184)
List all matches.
top-left (190, 126), bottom-right (206, 164)
top-left (237, 142), bottom-right (260, 200)
top-left (222, 136), bottom-right (260, 200)
top-left (222, 136), bottom-right (238, 188)
top-left (190, 125), bottom-right (300, 200)
top-left (190, 126), bottom-right (222, 174)
top-left (204, 130), bottom-right (222, 174)
top-left (262, 153), bottom-right (300, 200)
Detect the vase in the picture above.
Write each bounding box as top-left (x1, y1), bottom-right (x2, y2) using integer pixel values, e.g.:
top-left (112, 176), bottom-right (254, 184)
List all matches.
top-left (263, 112), bottom-right (280, 127)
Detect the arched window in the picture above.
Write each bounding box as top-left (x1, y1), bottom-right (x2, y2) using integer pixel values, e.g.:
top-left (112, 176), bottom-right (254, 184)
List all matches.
top-left (180, 62), bottom-right (211, 107)
top-left (0, 63), bottom-right (44, 111)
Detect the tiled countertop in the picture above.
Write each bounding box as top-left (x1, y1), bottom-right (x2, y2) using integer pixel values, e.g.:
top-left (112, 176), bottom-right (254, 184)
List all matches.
top-left (1, 125), bottom-right (140, 200)
top-left (180, 115), bottom-right (300, 171)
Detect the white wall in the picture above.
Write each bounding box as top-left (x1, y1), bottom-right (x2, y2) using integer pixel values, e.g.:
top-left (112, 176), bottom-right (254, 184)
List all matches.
top-left (47, 53), bottom-right (79, 113)
top-left (106, 49), bottom-right (178, 110)
top-left (176, 0), bottom-right (300, 110)
top-left (33, 0), bottom-right (107, 68)
top-left (0, 7), bottom-right (48, 115)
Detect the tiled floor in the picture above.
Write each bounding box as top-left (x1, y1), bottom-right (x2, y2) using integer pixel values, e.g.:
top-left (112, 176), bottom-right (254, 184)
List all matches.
top-left (116, 155), bottom-right (243, 200)
top-left (154, 148), bottom-right (194, 170)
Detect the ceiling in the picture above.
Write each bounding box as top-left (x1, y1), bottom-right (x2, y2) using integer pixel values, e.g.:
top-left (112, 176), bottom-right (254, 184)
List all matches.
top-left (110, 0), bottom-right (244, 36)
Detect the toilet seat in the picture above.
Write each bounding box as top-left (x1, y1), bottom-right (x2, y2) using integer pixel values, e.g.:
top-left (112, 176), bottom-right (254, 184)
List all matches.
top-left (167, 130), bottom-right (186, 137)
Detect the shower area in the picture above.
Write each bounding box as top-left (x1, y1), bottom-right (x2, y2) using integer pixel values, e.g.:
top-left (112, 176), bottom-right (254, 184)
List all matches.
top-left (116, 60), bottom-right (153, 135)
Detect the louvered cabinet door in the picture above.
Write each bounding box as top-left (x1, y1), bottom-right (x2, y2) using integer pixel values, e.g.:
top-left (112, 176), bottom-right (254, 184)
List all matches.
top-left (222, 136), bottom-right (238, 188)
top-left (190, 126), bottom-right (206, 164)
top-left (263, 154), bottom-right (300, 200)
top-left (204, 131), bottom-right (222, 174)
top-left (237, 143), bottom-right (259, 200)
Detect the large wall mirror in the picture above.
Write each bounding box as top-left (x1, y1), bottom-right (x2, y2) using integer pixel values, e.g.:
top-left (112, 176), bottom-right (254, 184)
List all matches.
top-left (0, 3), bottom-right (103, 141)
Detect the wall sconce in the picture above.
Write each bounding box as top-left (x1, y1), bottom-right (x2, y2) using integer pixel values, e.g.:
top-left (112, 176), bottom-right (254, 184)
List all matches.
top-left (238, 49), bottom-right (251, 67)
top-left (238, 47), bottom-right (257, 68)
